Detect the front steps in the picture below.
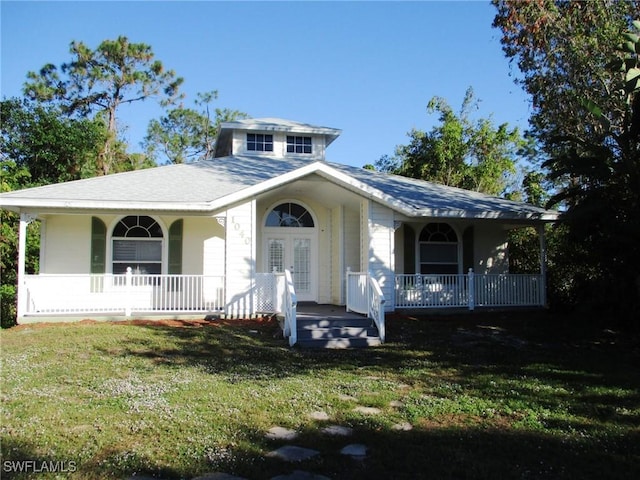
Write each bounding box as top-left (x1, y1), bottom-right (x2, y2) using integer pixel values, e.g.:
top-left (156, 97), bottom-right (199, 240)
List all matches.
top-left (295, 317), bottom-right (381, 348)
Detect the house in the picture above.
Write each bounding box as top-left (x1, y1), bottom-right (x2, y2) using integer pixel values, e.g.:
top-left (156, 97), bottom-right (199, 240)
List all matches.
top-left (0, 118), bottom-right (557, 344)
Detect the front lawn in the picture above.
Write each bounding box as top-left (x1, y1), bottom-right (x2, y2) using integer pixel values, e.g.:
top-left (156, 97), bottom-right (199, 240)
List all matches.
top-left (1, 312), bottom-right (638, 479)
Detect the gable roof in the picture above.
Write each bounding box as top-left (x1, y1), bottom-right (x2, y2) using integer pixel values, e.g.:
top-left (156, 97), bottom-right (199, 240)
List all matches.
top-left (0, 155), bottom-right (558, 221)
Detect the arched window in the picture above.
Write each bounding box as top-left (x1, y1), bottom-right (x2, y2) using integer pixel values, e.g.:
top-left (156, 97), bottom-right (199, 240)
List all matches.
top-left (265, 203), bottom-right (314, 227)
top-left (419, 223), bottom-right (458, 274)
top-left (112, 216), bottom-right (163, 274)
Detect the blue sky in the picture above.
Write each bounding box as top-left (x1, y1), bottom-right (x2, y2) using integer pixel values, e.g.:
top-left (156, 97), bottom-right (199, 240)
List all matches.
top-left (1, 0), bottom-right (531, 168)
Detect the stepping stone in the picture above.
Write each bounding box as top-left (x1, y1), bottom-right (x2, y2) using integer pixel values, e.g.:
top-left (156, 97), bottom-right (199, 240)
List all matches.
top-left (192, 474), bottom-right (248, 480)
top-left (321, 425), bottom-right (353, 436)
top-left (338, 394), bottom-right (357, 402)
top-left (340, 444), bottom-right (367, 458)
top-left (267, 446), bottom-right (320, 462)
top-left (308, 411), bottom-right (329, 421)
top-left (271, 471), bottom-right (331, 480)
top-left (391, 422), bottom-right (413, 431)
top-left (266, 426), bottom-right (298, 441)
top-left (353, 406), bottom-right (381, 415)
top-left (389, 400), bottom-right (404, 408)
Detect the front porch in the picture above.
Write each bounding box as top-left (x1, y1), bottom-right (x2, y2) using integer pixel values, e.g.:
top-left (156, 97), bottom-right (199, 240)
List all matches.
top-left (19, 270), bottom-right (546, 320)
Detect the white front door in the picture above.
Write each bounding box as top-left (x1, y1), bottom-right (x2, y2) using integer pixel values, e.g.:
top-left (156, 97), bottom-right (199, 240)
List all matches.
top-left (266, 233), bottom-right (316, 302)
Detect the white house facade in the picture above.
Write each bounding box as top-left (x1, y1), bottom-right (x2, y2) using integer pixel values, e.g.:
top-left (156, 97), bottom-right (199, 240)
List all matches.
top-left (1, 118), bottom-right (558, 334)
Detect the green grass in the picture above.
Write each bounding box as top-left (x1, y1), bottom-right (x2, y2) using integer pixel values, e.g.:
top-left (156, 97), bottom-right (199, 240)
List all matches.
top-left (1, 312), bottom-right (639, 479)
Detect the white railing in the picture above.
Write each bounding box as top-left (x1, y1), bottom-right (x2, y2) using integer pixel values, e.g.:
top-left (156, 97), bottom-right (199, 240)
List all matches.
top-left (255, 271), bottom-right (284, 313)
top-left (346, 270), bottom-right (386, 343)
top-left (24, 269), bottom-right (225, 316)
top-left (395, 270), bottom-right (544, 310)
top-left (345, 269), bottom-right (369, 315)
top-left (473, 273), bottom-right (544, 307)
top-left (368, 275), bottom-right (386, 343)
top-left (282, 269), bottom-right (297, 346)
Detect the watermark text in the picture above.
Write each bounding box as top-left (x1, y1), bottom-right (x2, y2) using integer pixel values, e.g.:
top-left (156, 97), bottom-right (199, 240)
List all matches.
top-left (3, 460), bottom-right (77, 474)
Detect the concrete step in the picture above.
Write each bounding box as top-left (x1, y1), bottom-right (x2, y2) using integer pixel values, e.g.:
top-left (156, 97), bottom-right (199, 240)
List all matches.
top-left (295, 317), bottom-right (381, 349)
top-left (297, 318), bottom-right (374, 329)
top-left (297, 336), bottom-right (382, 349)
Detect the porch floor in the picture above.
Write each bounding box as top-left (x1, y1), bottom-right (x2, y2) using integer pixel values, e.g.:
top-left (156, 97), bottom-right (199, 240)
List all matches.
top-left (295, 302), bottom-right (367, 321)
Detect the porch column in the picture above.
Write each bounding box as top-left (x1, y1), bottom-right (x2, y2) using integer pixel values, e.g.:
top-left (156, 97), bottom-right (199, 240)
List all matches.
top-left (537, 223), bottom-right (547, 306)
top-left (16, 213), bottom-right (36, 320)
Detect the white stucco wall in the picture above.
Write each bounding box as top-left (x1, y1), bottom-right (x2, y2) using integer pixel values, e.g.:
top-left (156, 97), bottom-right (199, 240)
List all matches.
top-left (224, 201), bottom-right (256, 316)
top-left (40, 215), bottom-right (91, 273)
top-left (473, 224), bottom-right (509, 274)
top-left (231, 130), bottom-right (326, 161)
top-left (367, 201), bottom-right (395, 310)
top-left (182, 217), bottom-right (224, 275)
top-left (329, 206), bottom-right (343, 305)
top-left (41, 214), bottom-right (225, 277)
top-left (343, 206), bottom-right (361, 274)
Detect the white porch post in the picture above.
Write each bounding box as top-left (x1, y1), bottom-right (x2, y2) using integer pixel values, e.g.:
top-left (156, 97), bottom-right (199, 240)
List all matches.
top-left (16, 213), bottom-right (35, 320)
top-left (537, 223), bottom-right (548, 306)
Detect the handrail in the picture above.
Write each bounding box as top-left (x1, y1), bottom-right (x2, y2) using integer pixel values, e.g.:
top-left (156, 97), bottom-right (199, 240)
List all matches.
top-left (368, 275), bottom-right (386, 343)
top-left (283, 269), bottom-right (298, 346)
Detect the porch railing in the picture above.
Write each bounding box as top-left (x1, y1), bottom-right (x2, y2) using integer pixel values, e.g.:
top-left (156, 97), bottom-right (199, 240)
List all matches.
top-left (345, 269), bottom-right (386, 343)
top-left (23, 269), bottom-right (225, 316)
top-left (282, 269), bottom-right (298, 346)
top-left (395, 270), bottom-right (544, 310)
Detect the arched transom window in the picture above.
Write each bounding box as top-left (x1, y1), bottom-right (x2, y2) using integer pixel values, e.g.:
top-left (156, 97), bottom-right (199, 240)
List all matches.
top-left (112, 216), bottom-right (163, 274)
top-left (419, 223), bottom-right (458, 274)
top-left (265, 203), bottom-right (314, 228)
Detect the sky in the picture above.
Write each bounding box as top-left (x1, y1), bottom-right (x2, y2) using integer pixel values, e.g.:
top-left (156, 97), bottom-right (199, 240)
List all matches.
top-left (0, 0), bottom-right (532, 168)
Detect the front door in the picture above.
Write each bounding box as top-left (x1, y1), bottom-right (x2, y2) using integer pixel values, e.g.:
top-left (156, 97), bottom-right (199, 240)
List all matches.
top-left (266, 233), bottom-right (316, 302)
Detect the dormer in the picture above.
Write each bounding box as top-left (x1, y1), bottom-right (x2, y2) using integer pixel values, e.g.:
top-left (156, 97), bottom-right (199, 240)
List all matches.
top-left (214, 118), bottom-right (341, 161)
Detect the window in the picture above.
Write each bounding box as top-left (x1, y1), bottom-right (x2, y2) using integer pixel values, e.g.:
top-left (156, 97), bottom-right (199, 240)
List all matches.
top-left (286, 136), bottom-right (312, 154)
top-left (418, 223), bottom-right (458, 274)
top-left (247, 133), bottom-right (273, 152)
top-left (112, 216), bottom-right (163, 274)
top-left (265, 203), bottom-right (314, 227)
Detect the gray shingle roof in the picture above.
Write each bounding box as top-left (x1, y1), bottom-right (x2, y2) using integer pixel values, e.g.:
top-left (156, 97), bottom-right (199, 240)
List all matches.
top-left (0, 155), bottom-right (557, 221)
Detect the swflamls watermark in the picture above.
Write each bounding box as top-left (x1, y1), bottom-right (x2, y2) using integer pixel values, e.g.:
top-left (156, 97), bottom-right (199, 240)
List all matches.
top-left (3, 460), bottom-right (78, 474)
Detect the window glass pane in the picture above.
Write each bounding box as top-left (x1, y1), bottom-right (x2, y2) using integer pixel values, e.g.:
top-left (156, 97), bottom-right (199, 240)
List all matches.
top-left (420, 243), bottom-right (457, 263)
top-left (113, 240), bottom-right (161, 261)
top-left (265, 203), bottom-right (314, 227)
top-left (113, 263), bottom-right (161, 275)
top-left (113, 222), bottom-right (127, 237)
top-left (268, 239), bottom-right (285, 272)
top-left (113, 240), bottom-right (138, 261)
top-left (420, 264), bottom-right (458, 275)
top-left (137, 241), bottom-right (162, 261)
top-left (293, 238), bottom-right (311, 292)
top-left (419, 223), bottom-right (457, 242)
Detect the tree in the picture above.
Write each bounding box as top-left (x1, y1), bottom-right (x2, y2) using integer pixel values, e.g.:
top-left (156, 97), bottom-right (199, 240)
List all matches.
top-left (144, 91), bottom-right (248, 164)
top-left (376, 88), bottom-right (521, 197)
top-left (0, 98), bottom-right (116, 326)
top-left (23, 36), bottom-right (184, 175)
top-left (1, 98), bottom-right (108, 184)
top-left (493, 1), bottom-right (640, 321)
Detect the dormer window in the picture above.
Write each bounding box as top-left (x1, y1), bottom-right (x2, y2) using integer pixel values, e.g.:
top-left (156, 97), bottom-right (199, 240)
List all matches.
top-left (247, 133), bottom-right (273, 152)
top-left (287, 136), bottom-right (312, 154)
